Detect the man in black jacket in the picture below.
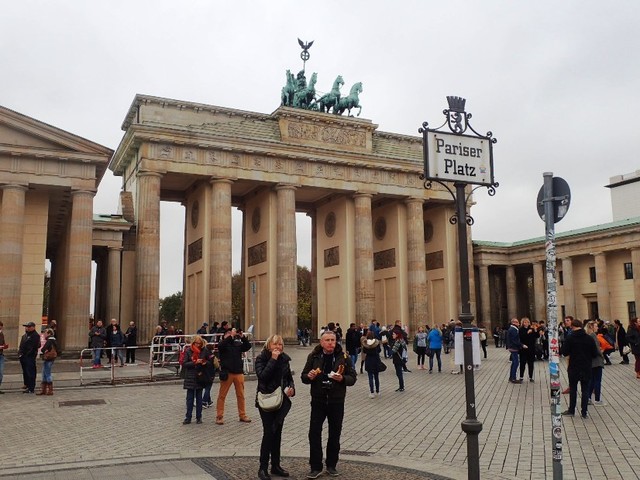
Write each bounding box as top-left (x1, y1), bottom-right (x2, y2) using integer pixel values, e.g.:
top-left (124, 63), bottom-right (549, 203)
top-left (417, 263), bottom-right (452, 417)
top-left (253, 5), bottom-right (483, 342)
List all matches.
top-left (18, 321), bottom-right (41, 393)
top-left (215, 328), bottom-right (252, 425)
top-left (301, 330), bottom-right (357, 478)
top-left (561, 318), bottom-right (598, 418)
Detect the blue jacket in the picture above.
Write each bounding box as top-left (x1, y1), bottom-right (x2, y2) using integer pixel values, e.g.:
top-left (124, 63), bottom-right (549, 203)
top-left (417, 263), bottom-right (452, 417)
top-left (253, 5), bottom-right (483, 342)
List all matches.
top-left (427, 328), bottom-right (443, 349)
top-left (506, 325), bottom-right (522, 351)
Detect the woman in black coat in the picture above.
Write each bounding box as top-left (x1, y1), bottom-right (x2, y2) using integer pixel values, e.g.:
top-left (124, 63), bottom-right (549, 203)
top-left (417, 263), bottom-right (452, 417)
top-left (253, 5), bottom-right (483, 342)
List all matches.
top-left (614, 319), bottom-right (630, 364)
top-left (362, 331), bottom-right (382, 398)
top-left (254, 334), bottom-right (295, 480)
top-left (182, 335), bottom-right (208, 425)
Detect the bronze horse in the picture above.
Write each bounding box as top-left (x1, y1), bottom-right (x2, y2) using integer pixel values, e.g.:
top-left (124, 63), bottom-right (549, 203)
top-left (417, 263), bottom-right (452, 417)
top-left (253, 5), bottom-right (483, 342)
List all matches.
top-left (281, 70), bottom-right (296, 107)
top-left (335, 82), bottom-right (363, 116)
top-left (293, 72), bottom-right (317, 109)
top-left (317, 75), bottom-right (344, 113)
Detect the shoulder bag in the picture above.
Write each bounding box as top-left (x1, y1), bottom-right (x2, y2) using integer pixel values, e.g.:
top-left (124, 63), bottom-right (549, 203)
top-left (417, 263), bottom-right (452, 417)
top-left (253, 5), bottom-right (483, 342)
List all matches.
top-left (43, 346), bottom-right (57, 361)
top-left (257, 386), bottom-right (283, 412)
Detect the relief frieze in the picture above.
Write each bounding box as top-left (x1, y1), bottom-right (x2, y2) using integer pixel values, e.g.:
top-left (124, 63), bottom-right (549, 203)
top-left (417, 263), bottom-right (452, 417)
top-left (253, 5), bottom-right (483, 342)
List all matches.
top-left (426, 251), bottom-right (444, 270)
top-left (287, 122), bottom-right (366, 147)
top-left (374, 248), bottom-right (396, 270)
top-left (248, 241), bottom-right (267, 267)
top-left (324, 246), bottom-right (340, 268)
top-left (187, 238), bottom-right (203, 264)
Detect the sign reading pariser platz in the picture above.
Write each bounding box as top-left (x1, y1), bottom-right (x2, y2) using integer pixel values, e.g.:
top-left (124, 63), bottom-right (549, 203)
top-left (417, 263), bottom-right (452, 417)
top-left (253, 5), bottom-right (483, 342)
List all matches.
top-left (426, 131), bottom-right (493, 186)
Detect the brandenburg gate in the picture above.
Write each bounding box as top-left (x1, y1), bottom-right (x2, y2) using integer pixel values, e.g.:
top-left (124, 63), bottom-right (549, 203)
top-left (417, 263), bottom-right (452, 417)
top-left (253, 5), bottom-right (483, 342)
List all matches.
top-left (110, 94), bottom-right (472, 342)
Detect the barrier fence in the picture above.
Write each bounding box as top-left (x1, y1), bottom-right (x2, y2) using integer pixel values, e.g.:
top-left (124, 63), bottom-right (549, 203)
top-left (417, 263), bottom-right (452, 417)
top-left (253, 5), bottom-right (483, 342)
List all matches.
top-left (78, 334), bottom-right (263, 386)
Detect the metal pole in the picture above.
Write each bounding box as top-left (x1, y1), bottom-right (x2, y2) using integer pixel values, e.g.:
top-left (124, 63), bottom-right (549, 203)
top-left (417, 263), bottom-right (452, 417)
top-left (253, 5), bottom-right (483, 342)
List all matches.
top-left (454, 182), bottom-right (482, 480)
top-left (543, 172), bottom-right (563, 479)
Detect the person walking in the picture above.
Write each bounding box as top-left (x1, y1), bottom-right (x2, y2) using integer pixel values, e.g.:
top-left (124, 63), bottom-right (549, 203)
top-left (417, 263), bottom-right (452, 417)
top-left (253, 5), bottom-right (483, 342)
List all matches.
top-left (216, 328), bottom-right (252, 425)
top-left (561, 319), bottom-right (599, 419)
top-left (18, 321), bottom-right (40, 393)
top-left (427, 324), bottom-right (443, 373)
top-left (181, 335), bottom-right (207, 424)
top-left (506, 318), bottom-right (523, 384)
top-left (255, 334), bottom-right (295, 480)
top-left (479, 328), bottom-right (488, 359)
top-left (124, 321), bottom-right (137, 364)
top-left (301, 330), bottom-right (356, 479)
top-left (626, 317), bottom-right (640, 379)
top-left (37, 328), bottom-right (58, 396)
top-left (614, 319), bottom-right (630, 364)
top-left (519, 317), bottom-right (538, 382)
top-left (585, 321), bottom-right (605, 406)
top-left (391, 330), bottom-right (407, 391)
top-left (362, 331), bottom-right (382, 397)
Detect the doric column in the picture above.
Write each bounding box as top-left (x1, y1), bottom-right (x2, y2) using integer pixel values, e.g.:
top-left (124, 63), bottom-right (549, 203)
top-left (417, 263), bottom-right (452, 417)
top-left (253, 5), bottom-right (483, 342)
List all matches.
top-left (276, 184), bottom-right (297, 342)
top-left (594, 252), bottom-right (611, 320)
top-left (354, 193), bottom-right (374, 326)
top-left (0, 184), bottom-right (27, 346)
top-left (405, 197), bottom-right (427, 332)
top-left (561, 257), bottom-right (576, 317)
top-left (308, 210), bottom-right (318, 337)
top-left (135, 171), bottom-right (162, 344)
top-left (61, 189), bottom-right (95, 350)
top-left (479, 265), bottom-right (491, 327)
top-left (632, 249), bottom-right (640, 320)
top-left (506, 265), bottom-right (517, 319)
top-left (532, 261), bottom-right (545, 322)
top-left (106, 247), bottom-right (122, 322)
top-left (209, 178), bottom-right (233, 325)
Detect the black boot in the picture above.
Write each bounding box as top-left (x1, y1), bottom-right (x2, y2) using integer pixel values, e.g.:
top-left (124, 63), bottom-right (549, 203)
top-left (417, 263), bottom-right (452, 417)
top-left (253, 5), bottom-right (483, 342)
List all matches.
top-left (258, 468), bottom-right (271, 480)
top-left (271, 465), bottom-right (290, 477)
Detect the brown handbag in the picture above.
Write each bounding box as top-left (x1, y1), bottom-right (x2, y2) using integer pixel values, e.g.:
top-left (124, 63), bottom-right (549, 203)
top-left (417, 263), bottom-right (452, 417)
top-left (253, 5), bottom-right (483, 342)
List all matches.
top-left (43, 346), bottom-right (57, 361)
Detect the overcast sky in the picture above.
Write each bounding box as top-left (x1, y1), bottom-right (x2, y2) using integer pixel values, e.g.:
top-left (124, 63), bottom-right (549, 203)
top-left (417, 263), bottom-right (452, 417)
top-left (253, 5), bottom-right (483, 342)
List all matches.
top-left (3, 1), bottom-right (639, 298)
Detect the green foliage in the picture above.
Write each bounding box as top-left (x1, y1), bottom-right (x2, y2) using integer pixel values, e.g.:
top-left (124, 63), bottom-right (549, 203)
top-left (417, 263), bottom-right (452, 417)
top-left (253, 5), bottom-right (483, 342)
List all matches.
top-left (297, 265), bottom-right (312, 329)
top-left (231, 272), bottom-right (243, 325)
top-left (42, 270), bottom-right (50, 316)
top-left (159, 291), bottom-right (184, 328)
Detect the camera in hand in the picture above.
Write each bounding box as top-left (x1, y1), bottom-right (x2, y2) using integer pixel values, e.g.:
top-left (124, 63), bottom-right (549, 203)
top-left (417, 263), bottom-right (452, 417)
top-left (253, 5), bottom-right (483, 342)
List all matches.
top-left (321, 380), bottom-right (333, 390)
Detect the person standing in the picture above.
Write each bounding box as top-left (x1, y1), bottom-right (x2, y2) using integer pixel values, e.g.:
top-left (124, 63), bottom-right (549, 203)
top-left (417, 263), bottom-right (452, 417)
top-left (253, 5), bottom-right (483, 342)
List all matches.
top-left (391, 330), bottom-right (407, 391)
top-left (626, 317), bottom-right (640, 379)
top-left (519, 317), bottom-right (538, 382)
top-left (414, 327), bottom-right (428, 369)
top-left (479, 328), bottom-right (488, 359)
top-left (344, 323), bottom-right (361, 370)
top-left (89, 320), bottom-right (106, 368)
top-left (301, 330), bottom-right (356, 479)
top-left (37, 328), bottom-right (58, 396)
top-left (506, 318), bottom-right (523, 384)
top-left (585, 321), bottom-right (605, 406)
top-left (427, 324), bottom-right (443, 373)
top-left (561, 319), bottom-right (599, 418)
top-left (0, 321), bottom-right (7, 394)
top-left (362, 331), bottom-right (382, 398)
top-left (201, 343), bottom-right (217, 408)
top-left (18, 321), bottom-right (40, 393)
top-left (182, 335), bottom-right (207, 424)
top-left (255, 334), bottom-right (295, 480)
top-left (216, 328), bottom-right (252, 425)
top-left (107, 319), bottom-right (126, 367)
top-left (614, 319), bottom-right (630, 364)
top-left (124, 321), bottom-right (137, 364)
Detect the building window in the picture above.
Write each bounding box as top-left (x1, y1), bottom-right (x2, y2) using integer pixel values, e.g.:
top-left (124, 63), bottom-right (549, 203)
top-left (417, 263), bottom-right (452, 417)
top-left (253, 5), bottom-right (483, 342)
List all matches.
top-left (629, 301), bottom-right (637, 321)
top-left (589, 266), bottom-right (596, 283)
top-left (559, 271), bottom-right (564, 286)
top-left (624, 262), bottom-right (633, 280)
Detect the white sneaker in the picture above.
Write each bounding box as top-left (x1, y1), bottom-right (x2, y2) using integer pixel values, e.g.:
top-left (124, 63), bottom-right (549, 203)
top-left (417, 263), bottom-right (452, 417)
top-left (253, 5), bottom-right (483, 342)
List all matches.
top-left (369, 392), bottom-right (375, 399)
top-left (594, 400), bottom-right (606, 406)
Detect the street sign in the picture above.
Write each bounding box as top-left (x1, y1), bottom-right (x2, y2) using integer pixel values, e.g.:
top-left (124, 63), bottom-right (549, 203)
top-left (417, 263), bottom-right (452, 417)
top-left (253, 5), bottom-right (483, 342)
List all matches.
top-left (425, 131), bottom-right (495, 186)
top-left (537, 176), bottom-right (571, 223)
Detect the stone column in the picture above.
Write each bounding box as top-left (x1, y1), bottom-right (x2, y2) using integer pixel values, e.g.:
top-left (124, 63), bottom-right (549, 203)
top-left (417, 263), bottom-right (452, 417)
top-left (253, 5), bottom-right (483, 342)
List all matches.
top-left (308, 211), bottom-right (318, 337)
top-left (209, 178), bottom-right (233, 325)
top-left (632, 249), bottom-right (640, 321)
top-left (135, 171), bottom-right (162, 344)
top-left (276, 184), bottom-right (297, 342)
top-left (561, 257), bottom-right (576, 317)
top-left (61, 190), bottom-right (95, 350)
top-left (0, 184), bottom-right (27, 346)
top-left (354, 193), bottom-right (374, 326)
top-left (405, 198), bottom-right (427, 332)
top-left (532, 261), bottom-right (546, 322)
top-left (106, 247), bottom-right (122, 322)
top-left (594, 252), bottom-right (611, 320)
top-left (506, 265), bottom-right (517, 319)
top-left (479, 265), bottom-right (491, 327)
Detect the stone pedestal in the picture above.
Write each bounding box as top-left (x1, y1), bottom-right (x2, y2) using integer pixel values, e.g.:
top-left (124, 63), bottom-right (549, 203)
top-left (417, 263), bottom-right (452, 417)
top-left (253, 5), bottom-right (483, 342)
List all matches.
top-left (276, 184), bottom-right (297, 342)
top-left (354, 193), bottom-right (374, 326)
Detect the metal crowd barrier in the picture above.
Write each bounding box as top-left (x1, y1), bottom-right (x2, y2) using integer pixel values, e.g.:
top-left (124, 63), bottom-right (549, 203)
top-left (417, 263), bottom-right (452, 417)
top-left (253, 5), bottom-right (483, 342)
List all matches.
top-left (79, 346), bottom-right (142, 385)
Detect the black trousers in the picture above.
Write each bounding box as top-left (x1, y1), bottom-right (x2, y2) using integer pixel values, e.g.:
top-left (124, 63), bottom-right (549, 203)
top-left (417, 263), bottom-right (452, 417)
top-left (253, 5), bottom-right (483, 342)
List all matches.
top-left (309, 399), bottom-right (344, 471)
top-left (259, 408), bottom-right (284, 470)
top-left (568, 369), bottom-right (591, 416)
top-left (126, 347), bottom-right (136, 363)
top-left (519, 348), bottom-right (534, 379)
top-left (20, 356), bottom-right (37, 391)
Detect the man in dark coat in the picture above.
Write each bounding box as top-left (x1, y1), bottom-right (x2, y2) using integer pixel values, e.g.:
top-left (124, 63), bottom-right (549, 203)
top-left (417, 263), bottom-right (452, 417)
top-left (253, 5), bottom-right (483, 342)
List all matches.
top-left (561, 318), bottom-right (599, 418)
top-left (506, 318), bottom-right (523, 383)
top-left (18, 321), bottom-right (41, 393)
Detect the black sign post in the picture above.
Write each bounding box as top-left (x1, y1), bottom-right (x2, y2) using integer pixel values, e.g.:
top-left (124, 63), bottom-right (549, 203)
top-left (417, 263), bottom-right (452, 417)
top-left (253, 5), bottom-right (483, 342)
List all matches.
top-left (420, 97), bottom-right (498, 480)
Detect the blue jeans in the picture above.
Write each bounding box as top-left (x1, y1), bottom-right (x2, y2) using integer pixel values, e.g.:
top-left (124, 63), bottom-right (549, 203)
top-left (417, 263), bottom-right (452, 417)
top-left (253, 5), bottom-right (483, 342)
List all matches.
top-left (42, 360), bottom-right (53, 383)
top-left (350, 354), bottom-right (358, 369)
top-left (203, 383), bottom-right (213, 405)
top-left (0, 355), bottom-right (5, 387)
top-left (587, 366), bottom-right (603, 402)
top-left (113, 348), bottom-right (125, 365)
top-left (93, 348), bottom-right (102, 366)
top-left (509, 350), bottom-right (519, 380)
top-left (394, 362), bottom-right (404, 389)
top-left (185, 388), bottom-right (203, 421)
top-left (368, 370), bottom-right (380, 393)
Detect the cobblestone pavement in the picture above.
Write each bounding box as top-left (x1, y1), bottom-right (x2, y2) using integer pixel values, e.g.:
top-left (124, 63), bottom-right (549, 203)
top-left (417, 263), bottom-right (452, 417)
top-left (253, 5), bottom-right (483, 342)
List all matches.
top-left (1, 345), bottom-right (640, 479)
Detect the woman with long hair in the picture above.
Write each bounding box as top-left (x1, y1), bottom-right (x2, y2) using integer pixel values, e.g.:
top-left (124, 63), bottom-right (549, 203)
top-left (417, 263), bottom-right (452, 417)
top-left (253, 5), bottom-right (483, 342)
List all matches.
top-left (614, 319), bottom-right (630, 364)
top-left (626, 318), bottom-right (640, 379)
top-left (37, 328), bottom-right (58, 395)
top-left (585, 320), bottom-right (605, 405)
top-left (391, 330), bottom-right (407, 392)
top-left (181, 335), bottom-right (207, 425)
top-left (255, 334), bottom-right (295, 480)
top-left (362, 330), bottom-right (382, 398)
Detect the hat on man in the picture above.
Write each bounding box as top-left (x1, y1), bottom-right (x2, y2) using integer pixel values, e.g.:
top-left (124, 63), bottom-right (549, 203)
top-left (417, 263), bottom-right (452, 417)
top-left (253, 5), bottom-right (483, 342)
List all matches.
top-left (23, 321), bottom-right (36, 327)
top-left (203, 322), bottom-right (208, 326)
